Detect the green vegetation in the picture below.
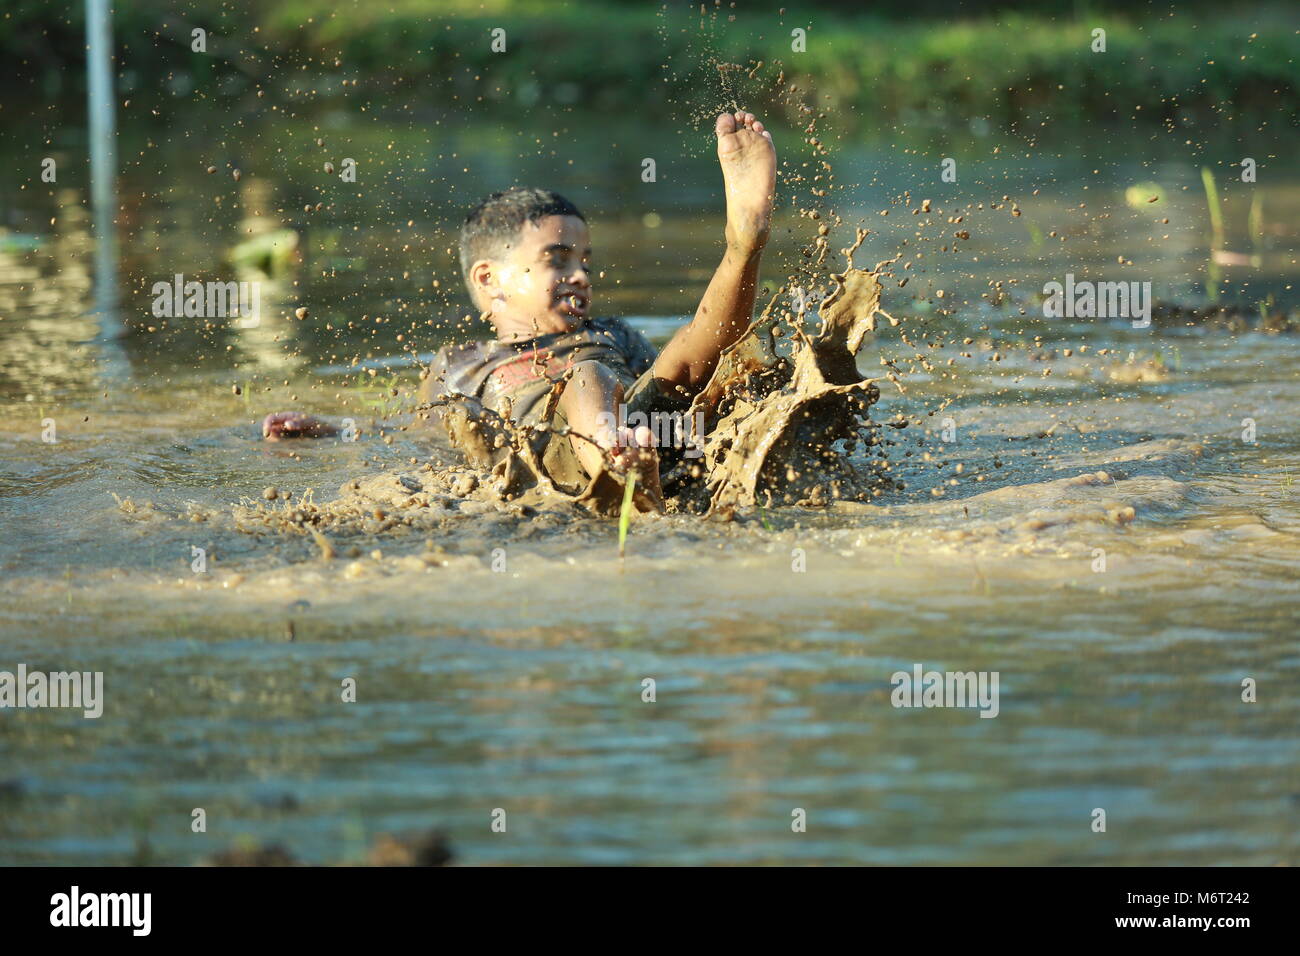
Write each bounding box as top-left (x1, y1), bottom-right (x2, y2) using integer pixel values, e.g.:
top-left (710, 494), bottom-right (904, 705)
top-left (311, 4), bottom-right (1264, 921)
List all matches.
top-left (618, 470), bottom-right (635, 560)
top-left (1202, 166), bottom-right (1225, 301)
top-left (352, 369), bottom-right (406, 417)
top-left (3, 1), bottom-right (1295, 126)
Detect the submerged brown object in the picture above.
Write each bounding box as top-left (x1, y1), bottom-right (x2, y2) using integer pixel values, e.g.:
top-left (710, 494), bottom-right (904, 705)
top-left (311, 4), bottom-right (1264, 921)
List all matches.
top-left (201, 844), bottom-right (298, 867)
top-left (201, 829), bottom-right (454, 867)
top-left (364, 829), bottom-right (455, 867)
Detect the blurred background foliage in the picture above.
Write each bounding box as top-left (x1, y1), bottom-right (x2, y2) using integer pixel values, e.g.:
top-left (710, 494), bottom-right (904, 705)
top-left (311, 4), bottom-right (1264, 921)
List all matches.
top-left (2, 0), bottom-right (1295, 124)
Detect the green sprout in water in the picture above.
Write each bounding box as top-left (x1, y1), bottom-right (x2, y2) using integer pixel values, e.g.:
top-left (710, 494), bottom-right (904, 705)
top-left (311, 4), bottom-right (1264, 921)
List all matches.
top-left (1201, 167), bottom-right (1224, 302)
top-left (618, 471), bottom-right (636, 560)
top-left (1248, 191), bottom-right (1264, 259)
top-left (352, 370), bottom-right (406, 418)
top-left (1259, 294), bottom-right (1275, 326)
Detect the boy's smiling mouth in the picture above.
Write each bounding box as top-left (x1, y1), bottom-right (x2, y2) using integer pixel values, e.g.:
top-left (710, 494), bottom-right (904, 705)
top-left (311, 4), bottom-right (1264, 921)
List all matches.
top-left (555, 292), bottom-right (589, 318)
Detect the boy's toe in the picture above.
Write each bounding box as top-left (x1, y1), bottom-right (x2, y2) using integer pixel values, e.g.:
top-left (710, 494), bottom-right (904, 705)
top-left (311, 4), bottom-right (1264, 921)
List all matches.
top-left (715, 112), bottom-right (737, 135)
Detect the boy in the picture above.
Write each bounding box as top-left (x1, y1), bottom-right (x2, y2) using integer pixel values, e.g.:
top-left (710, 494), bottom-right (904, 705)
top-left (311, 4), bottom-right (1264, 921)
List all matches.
top-left (266, 110), bottom-right (776, 511)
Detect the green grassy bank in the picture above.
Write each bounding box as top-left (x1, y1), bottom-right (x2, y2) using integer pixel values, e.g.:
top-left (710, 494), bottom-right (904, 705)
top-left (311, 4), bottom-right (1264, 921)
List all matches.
top-left (2, 0), bottom-right (1296, 124)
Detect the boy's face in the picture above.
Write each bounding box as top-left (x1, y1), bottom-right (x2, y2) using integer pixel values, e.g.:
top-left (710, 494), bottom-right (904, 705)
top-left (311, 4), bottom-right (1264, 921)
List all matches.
top-left (471, 214), bottom-right (593, 339)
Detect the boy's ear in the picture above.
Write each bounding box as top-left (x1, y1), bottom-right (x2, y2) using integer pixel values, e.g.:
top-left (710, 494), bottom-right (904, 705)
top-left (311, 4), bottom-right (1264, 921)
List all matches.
top-left (469, 260), bottom-right (497, 303)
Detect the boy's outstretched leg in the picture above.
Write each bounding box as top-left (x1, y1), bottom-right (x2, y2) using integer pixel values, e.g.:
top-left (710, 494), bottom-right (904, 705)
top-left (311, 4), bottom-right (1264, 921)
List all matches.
top-left (652, 110), bottom-right (777, 397)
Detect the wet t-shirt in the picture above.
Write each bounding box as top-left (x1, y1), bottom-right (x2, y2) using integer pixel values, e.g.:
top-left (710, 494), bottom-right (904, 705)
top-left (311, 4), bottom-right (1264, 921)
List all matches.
top-left (425, 316), bottom-right (658, 425)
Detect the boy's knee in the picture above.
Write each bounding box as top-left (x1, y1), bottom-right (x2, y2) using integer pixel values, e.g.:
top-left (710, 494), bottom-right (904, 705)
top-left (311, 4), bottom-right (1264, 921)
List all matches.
top-left (558, 361), bottom-right (622, 446)
top-left (560, 360), bottom-right (624, 408)
top-left (566, 360), bottom-right (618, 390)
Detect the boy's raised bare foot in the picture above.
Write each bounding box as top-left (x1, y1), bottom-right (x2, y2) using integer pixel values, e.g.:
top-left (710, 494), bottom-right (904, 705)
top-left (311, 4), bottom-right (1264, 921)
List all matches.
top-left (715, 110), bottom-right (776, 254)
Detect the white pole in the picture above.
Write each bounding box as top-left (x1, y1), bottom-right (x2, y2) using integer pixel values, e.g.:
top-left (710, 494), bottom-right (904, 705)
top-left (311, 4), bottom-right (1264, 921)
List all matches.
top-left (86, 0), bottom-right (123, 339)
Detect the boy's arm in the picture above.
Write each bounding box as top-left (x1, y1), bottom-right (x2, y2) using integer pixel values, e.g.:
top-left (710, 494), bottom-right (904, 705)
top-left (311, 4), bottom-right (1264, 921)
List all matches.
top-left (262, 348), bottom-right (459, 440)
top-left (651, 110), bottom-right (776, 396)
top-left (652, 244), bottom-right (764, 394)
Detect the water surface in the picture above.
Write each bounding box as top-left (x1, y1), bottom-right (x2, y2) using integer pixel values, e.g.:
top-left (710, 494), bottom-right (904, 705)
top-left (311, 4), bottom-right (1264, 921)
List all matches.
top-left (1, 100), bottom-right (1297, 865)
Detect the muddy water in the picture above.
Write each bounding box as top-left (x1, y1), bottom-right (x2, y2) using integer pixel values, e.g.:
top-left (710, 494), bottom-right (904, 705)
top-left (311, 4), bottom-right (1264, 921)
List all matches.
top-left (1, 102), bottom-right (1298, 865)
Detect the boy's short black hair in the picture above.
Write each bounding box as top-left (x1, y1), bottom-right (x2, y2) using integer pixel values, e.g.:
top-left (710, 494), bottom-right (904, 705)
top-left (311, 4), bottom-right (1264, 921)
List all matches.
top-left (459, 187), bottom-right (586, 291)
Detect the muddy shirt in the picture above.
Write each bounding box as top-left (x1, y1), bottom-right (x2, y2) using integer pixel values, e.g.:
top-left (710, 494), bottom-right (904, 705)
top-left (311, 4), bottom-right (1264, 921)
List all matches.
top-left (425, 316), bottom-right (659, 425)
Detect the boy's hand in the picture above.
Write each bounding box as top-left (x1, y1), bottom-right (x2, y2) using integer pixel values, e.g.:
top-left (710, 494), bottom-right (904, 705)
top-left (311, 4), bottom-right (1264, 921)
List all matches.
top-left (609, 425), bottom-right (664, 513)
top-left (262, 411), bottom-right (339, 440)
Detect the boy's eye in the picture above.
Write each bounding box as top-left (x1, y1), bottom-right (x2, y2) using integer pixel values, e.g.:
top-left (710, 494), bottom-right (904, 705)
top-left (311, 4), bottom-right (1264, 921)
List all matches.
top-left (543, 251), bottom-right (591, 273)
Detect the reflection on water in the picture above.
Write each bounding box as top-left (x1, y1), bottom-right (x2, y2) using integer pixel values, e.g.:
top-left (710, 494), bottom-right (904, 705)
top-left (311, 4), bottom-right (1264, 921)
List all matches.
top-left (0, 103), bottom-right (1298, 865)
